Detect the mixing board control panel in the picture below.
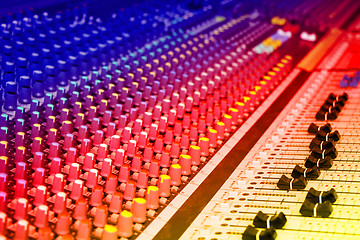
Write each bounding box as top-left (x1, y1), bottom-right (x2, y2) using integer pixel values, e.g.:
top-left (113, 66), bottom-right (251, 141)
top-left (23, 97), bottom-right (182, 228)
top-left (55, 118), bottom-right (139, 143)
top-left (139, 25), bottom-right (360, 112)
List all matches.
top-left (0, 0), bottom-right (359, 239)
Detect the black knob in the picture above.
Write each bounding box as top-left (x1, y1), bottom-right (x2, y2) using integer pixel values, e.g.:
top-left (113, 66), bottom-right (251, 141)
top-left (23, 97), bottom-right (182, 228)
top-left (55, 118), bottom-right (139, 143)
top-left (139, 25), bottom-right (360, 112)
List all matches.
top-left (327, 92), bottom-right (348, 102)
top-left (315, 110), bottom-right (338, 120)
top-left (315, 130), bottom-right (341, 142)
top-left (242, 225), bottom-right (277, 240)
top-left (291, 165), bottom-right (320, 179)
top-left (253, 211), bottom-right (287, 229)
top-left (310, 146), bottom-right (338, 159)
top-left (308, 123), bottom-right (332, 134)
top-left (277, 175), bottom-right (307, 190)
top-left (305, 187), bottom-right (338, 204)
top-left (309, 139), bottom-right (335, 151)
top-left (305, 155), bottom-right (333, 169)
top-left (300, 199), bottom-right (333, 217)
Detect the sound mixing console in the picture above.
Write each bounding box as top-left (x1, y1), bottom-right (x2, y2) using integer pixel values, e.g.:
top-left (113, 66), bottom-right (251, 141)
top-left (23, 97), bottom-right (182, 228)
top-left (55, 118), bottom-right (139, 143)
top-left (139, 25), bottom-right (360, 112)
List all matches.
top-left (0, 0), bottom-right (359, 239)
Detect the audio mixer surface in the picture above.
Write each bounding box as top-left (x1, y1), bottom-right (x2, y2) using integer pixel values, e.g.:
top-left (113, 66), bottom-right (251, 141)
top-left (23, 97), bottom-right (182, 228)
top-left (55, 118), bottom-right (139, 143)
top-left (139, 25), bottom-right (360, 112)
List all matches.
top-left (0, 0), bottom-right (359, 240)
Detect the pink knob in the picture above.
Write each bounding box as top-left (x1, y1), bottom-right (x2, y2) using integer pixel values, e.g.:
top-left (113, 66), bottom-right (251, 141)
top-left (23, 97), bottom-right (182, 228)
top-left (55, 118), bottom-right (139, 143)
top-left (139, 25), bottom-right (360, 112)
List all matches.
top-left (132, 198), bottom-right (146, 223)
top-left (189, 145), bottom-right (201, 166)
top-left (179, 154), bottom-right (191, 175)
top-left (89, 185), bottom-right (104, 207)
top-left (70, 179), bottom-right (84, 201)
top-left (123, 180), bottom-right (136, 201)
top-left (169, 164), bottom-right (182, 186)
top-left (33, 185), bottom-right (47, 206)
top-left (55, 211), bottom-right (70, 235)
top-left (109, 192), bottom-right (123, 214)
top-left (82, 153), bottom-right (95, 171)
top-left (93, 205), bottom-right (108, 228)
top-left (158, 175), bottom-right (171, 197)
top-left (113, 149), bottom-right (125, 167)
top-left (199, 137), bottom-right (209, 156)
top-left (208, 129), bottom-right (217, 148)
top-left (34, 205), bottom-right (49, 228)
top-left (117, 210), bottom-right (133, 238)
top-left (52, 173), bottom-right (65, 193)
top-left (53, 192), bottom-right (67, 214)
top-left (86, 169), bottom-right (99, 189)
top-left (14, 198), bottom-right (28, 220)
top-left (73, 198), bottom-right (88, 220)
top-left (146, 186), bottom-right (159, 210)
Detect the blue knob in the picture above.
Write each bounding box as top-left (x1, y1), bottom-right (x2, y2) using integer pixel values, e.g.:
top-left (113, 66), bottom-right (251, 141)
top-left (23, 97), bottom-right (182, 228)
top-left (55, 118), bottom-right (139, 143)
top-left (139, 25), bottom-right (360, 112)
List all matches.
top-left (4, 82), bottom-right (17, 111)
top-left (57, 60), bottom-right (69, 87)
top-left (18, 86), bottom-right (32, 104)
top-left (44, 65), bottom-right (56, 92)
